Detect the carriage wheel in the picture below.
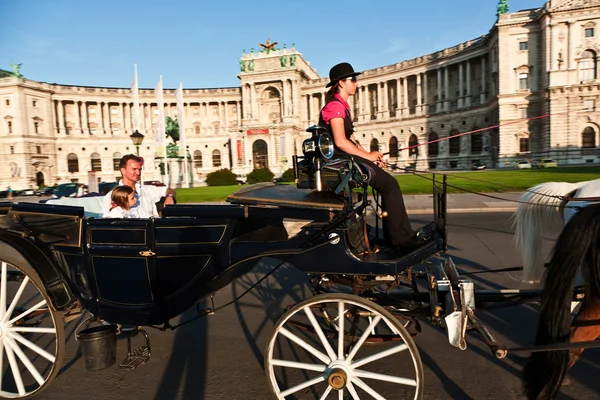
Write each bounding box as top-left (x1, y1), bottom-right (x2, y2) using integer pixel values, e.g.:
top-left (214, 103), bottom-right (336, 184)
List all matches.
top-left (265, 293), bottom-right (423, 399)
top-left (0, 244), bottom-right (65, 399)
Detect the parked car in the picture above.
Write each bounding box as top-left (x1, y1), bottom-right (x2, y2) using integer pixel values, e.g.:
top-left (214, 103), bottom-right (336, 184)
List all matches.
top-left (514, 160), bottom-right (532, 169)
top-left (35, 187), bottom-right (55, 196)
top-left (538, 159), bottom-right (558, 168)
top-left (471, 162), bottom-right (486, 170)
top-left (143, 180), bottom-right (166, 187)
top-left (19, 188), bottom-right (36, 196)
top-left (236, 174), bottom-right (247, 185)
top-left (51, 183), bottom-right (84, 198)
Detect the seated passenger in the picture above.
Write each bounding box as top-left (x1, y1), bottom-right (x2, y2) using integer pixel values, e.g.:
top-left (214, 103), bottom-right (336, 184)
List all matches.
top-left (103, 185), bottom-right (136, 218)
top-left (101, 154), bottom-right (176, 218)
top-left (319, 62), bottom-right (423, 253)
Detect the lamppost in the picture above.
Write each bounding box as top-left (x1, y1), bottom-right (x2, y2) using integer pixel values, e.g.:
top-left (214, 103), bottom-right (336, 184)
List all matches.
top-left (130, 130), bottom-right (145, 156)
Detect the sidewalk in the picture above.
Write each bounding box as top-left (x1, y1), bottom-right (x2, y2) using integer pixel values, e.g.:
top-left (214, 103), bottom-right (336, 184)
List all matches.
top-left (402, 191), bottom-right (522, 214)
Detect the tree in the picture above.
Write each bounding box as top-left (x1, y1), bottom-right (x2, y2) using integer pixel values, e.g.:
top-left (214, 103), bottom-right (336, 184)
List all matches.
top-left (165, 116), bottom-right (180, 143)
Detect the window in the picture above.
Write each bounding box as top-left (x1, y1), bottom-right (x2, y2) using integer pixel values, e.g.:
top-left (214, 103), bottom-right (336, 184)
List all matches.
top-left (579, 50), bottom-right (597, 81)
top-left (34, 121), bottom-right (39, 133)
top-left (36, 145), bottom-right (41, 154)
top-left (194, 150), bottom-right (203, 168)
top-left (428, 132), bottom-right (439, 157)
top-left (449, 130), bottom-right (460, 156)
top-left (112, 152), bottom-right (122, 171)
top-left (518, 73), bottom-right (529, 90)
top-left (7, 121), bottom-right (12, 134)
top-left (389, 137), bottom-right (399, 158)
top-left (10, 146), bottom-right (14, 154)
top-left (67, 153), bottom-right (79, 173)
top-left (584, 99), bottom-right (596, 111)
top-left (519, 41), bottom-right (529, 51)
top-left (90, 153), bottom-right (102, 172)
top-left (408, 134), bottom-right (419, 157)
top-left (519, 138), bottom-right (530, 152)
top-left (582, 126), bottom-right (596, 148)
top-left (32, 100), bottom-right (37, 107)
top-left (195, 125), bottom-right (200, 134)
top-left (369, 139), bottom-right (379, 152)
top-left (471, 131), bottom-right (482, 154)
top-left (5, 99), bottom-right (9, 106)
top-left (212, 149), bottom-right (221, 167)
top-left (585, 28), bottom-right (595, 38)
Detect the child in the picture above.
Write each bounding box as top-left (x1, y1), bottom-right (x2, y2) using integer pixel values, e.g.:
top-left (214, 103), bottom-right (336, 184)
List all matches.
top-left (103, 185), bottom-right (137, 218)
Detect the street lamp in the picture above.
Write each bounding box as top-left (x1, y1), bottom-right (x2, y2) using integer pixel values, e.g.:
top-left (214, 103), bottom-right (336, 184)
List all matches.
top-left (130, 130), bottom-right (145, 156)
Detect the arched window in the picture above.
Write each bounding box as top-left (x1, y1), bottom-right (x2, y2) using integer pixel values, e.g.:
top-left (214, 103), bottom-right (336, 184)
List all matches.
top-left (471, 129), bottom-right (482, 154)
top-left (408, 134), bottom-right (419, 157)
top-left (194, 150), bottom-right (203, 168)
top-left (449, 130), bottom-right (460, 156)
top-left (112, 152), bottom-right (122, 171)
top-left (90, 153), bottom-right (102, 172)
top-left (370, 138), bottom-right (379, 152)
top-left (212, 150), bottom-right (221, 168)
top-left (428, 132), bottom-right (438, 157)
top-left (389, 136), bottom-right (399, 158)
top-left (67, 153), bottom-right (79, 173)
top-left (579, 50), bottom-right (597, 81)
top-left (252, 139), bottom-right (268, 169)
top-left (582, 126), bottom-right (596, 148)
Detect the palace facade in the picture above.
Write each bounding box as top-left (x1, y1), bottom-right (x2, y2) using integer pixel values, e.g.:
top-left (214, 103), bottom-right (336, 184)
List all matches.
top-left (1, 0), bottom-right (600, 190)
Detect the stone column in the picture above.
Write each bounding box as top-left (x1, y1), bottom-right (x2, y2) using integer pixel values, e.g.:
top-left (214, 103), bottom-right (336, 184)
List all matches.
top-left (376, 82), bottom-right (382, 118)
top-left (382, 81), bottom-right (389, 118)
top-left (465, 61), bottom-right (472, 107)
top-left (481, 57), bottom-right (487, 103)
top-left (363, 86), bottom-right (370, 121)
top-left (217, 102), bottom-right (223, 134)
top-left (458, 63), bottom-right (464, 108)
top-left (123, 103), bottom-right (129, 133)
top-left (57, 100), bottom-right (65, 134)
top-left (402, 78), bottom-right (408, 116)
top-left (269, 133), bottom-right (276, 169)
top-left (236, 100), bottom-right (241, 125)
top-left (81, 101), bottom-right (89, 134)
top-left (396, 78), bottom-right (402, 115)
top-left (437, 69), bottom-right (442, 112)
top-left (423, 73), bottom-right (429, 114)
top-left (224, 102), bottom-right (229, 131)
top-left (416, 73), bottom-right (423, 115)
top-left (291, 80), bottom-right (297, 115)
top-left (282, 80), bottom-right (288, 117)
top-left (444, 67), bottom-right (450, 111)
top-left (307, 94), bottom-right (312, 125)
top-left (250, 83), bottom-right (257, 120)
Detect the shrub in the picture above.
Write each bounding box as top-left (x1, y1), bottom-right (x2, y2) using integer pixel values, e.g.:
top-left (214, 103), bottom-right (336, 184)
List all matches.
top-left (247, 168), bottom-right (274, 184)
top-left (280, 168), bottom-right (295, 182)
top-left (205, 169), bottom-right (237, 186)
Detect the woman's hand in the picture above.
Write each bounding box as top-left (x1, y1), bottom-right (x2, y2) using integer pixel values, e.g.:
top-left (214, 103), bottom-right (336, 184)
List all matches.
top-left (368, 151), bottom-right (384, 163)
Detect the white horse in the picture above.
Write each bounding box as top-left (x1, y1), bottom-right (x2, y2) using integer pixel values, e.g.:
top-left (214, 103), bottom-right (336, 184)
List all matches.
top-left (512, 177), bottom-right (600, 288)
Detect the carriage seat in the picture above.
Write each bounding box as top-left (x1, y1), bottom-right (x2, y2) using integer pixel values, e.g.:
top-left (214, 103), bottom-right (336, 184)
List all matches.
top-left (45, 195), bottom-right (104, 217)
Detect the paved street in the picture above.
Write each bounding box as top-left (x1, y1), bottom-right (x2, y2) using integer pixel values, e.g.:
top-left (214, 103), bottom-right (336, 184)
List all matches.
top-left (27, 212), bottom-right (599, 400)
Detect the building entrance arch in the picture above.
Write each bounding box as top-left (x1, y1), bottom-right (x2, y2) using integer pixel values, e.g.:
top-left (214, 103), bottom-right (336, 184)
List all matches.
top-left (36, 171), bottom-right (45, 187)
top-left (253, 139), bottom-right (269, 169)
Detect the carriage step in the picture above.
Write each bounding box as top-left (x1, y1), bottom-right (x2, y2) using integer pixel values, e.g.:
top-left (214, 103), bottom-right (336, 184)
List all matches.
top-left (118, 328), bottom-right (151, 370)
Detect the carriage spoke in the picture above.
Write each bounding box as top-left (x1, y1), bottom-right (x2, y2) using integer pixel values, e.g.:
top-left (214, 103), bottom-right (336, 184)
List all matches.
top-left (2, 276), bottom-right (29, 324)
top-left (7, 299), bottom-right (47, 326)
top-left (352, 343), bottom-right (408, 369)
top-left (0, 340), bottom-right (4, 391)
top-left (346, 381), bottom-right (361, 400)
top-left (270, 359), bottom-right (327, 372)
top-left (8, 332), bottom-right (56, 363)
top-left (346, 315), bottom-right (382, 363)
top-left (337, 301), bottom-right (344, 359)
top-left (8, 327), bottom-right (57, 334)
top-left (353, 369), bottom-right (417, 387)
top-left (319, 385), bottom-right (333, 400)
top-left (279, 327), bottom-right (331, 364)
top-left (280, 375), bottom-right (326, 398)
top-left (0, 262), bottom-right (7, 319)
top-left (338, 388), bottom-right (344, 400)
top-left (352, 377), bottom-right (386, 400)
top-left (304, 306), bottom-right (336, 361)
top-left (5, 336), bottom-right (45, 386)
top-left (4, 338), bottom-right (25, 396)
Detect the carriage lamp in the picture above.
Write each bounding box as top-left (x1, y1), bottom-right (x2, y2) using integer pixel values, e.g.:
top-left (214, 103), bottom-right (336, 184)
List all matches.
top-left (302, 133), bottom-right (334, 160)
top-left (130, 130), bottom-right (145, 156)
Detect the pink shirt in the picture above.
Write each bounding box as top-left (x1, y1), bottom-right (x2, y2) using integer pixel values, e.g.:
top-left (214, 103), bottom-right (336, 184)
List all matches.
top-left (321, 94), bottom-right (350, 124)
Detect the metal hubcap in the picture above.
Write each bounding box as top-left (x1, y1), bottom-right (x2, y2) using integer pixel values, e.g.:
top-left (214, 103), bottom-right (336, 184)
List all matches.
top-left (327, 368), bottom-right (348, 390)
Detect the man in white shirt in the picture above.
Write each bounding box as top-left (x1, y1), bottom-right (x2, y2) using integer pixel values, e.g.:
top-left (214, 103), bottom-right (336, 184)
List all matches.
top-left (101, 154), bottom-right (176, 218)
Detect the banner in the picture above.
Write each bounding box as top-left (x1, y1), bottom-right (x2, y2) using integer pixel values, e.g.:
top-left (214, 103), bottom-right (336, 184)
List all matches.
top-left (176, 82), bottom-right (189, 188)
top-left (155, 75), bottom-right (168, 185)
top-left (131, 63), bottom-right (140, 132)
top-left (237, 139), bottom-right (242, 160)
top-left (246, 128), bottom-right (269, 135)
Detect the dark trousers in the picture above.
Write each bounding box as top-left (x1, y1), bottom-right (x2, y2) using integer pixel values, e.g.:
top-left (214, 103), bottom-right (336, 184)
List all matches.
top-left (337, 153), bottom-right (415, 246)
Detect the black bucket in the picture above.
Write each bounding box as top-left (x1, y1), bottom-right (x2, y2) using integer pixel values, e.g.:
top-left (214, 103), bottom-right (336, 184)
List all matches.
top-left (77, 325), bottom-right (118, 371)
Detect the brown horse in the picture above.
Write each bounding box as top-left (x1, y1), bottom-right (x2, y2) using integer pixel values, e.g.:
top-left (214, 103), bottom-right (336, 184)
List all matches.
top-left (522, 202), bottom-right (600, 399)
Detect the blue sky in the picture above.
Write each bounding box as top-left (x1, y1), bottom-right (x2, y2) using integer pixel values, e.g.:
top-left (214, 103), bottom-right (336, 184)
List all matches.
top-left (0, 0), bottom-right (544, 89)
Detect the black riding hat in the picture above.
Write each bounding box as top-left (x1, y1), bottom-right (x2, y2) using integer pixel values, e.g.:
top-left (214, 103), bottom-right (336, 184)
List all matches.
top-left (326, 62), bottom-right (362, 87)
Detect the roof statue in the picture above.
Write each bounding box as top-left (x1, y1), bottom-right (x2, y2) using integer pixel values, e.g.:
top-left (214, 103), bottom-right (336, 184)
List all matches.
top-left (497, 0), bottom-right (509, 15)
top-left (9, 63), bottom-right (23, 78)
top-left (259, 35), bottom-right (278, 54)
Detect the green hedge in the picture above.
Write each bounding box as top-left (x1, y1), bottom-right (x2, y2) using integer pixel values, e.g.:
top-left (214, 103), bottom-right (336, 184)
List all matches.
top-left (205, 169), bottom-right (237, 186)
top-left (280, 168), bottom-right (295, 182)
top-left (247, 168), bottom-right (274, 184)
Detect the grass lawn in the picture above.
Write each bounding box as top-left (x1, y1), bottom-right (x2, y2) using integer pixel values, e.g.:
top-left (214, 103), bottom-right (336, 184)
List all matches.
top-left (174, 166), bottom-right (600, 203)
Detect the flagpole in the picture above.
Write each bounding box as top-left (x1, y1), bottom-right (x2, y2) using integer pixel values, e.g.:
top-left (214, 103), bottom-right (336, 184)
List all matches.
top-left (155, 75), bottom-right (169, 186)
top-left (132, 63), bottom-right (140, 133)
top-left (176, 82), bottom-right (189, 188)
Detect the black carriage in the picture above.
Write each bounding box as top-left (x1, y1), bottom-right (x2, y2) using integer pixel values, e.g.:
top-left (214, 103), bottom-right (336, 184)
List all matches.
top-left (0, 125), bottom-right (557, 399)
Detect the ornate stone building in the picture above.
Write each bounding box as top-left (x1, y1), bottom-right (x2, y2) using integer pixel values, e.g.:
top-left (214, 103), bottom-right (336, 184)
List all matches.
top-left (1, 0), bottom-right (599, 190)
